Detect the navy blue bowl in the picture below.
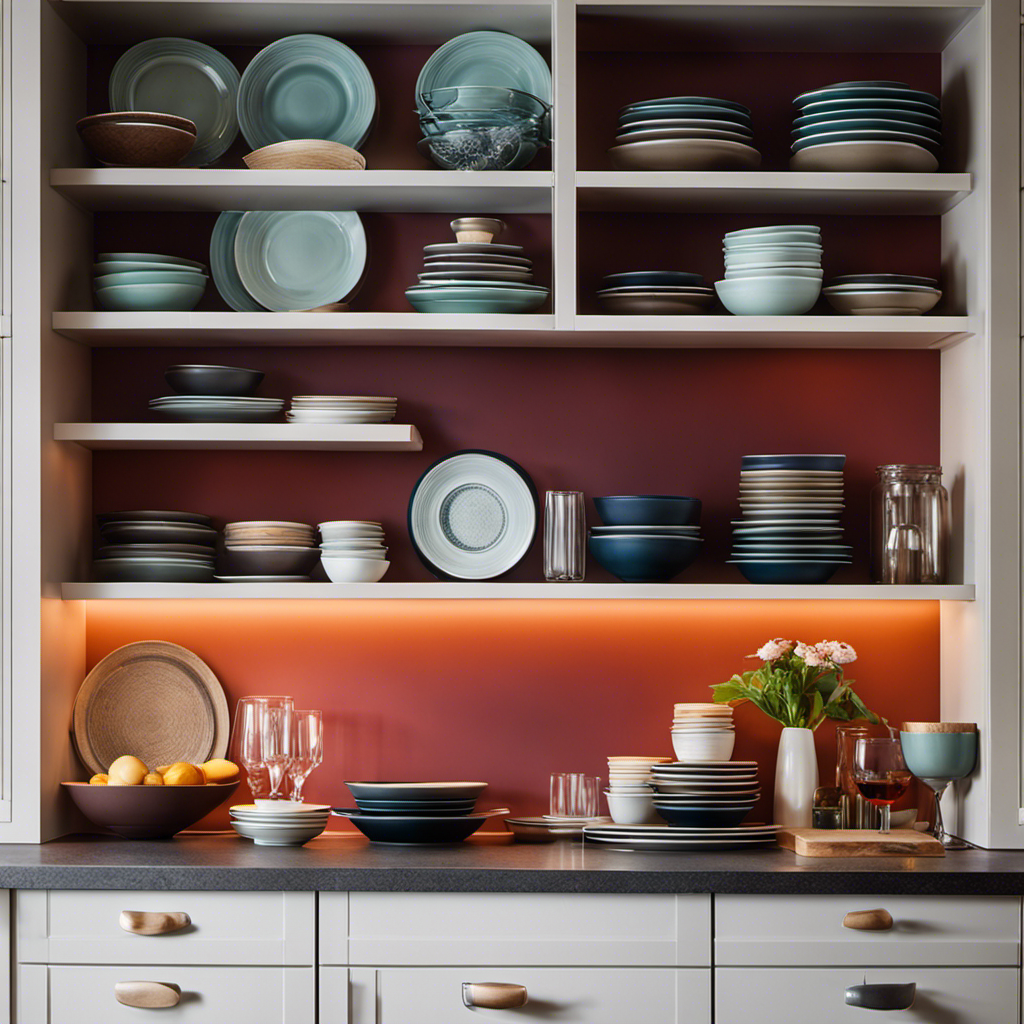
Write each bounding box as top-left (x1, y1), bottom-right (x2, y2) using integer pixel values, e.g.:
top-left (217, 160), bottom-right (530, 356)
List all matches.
top-left (594, 495), bottom-right (702, 526)
top-left (589, 534), bottom-right (702, 582)
top-left (740, 454), bottom-right (846, 471)
top-left (653, 804), bottom-right (754, 827)
top-left (602, 271), bottom-right (704, 288)
top-left (729, 560), bottom-right (844, 584)
top-left (334, 809), bottom-right (487, 844)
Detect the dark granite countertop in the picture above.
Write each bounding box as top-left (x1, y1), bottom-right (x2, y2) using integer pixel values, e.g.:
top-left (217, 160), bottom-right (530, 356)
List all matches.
top-left (0, 833), bottom-right (1023, 893)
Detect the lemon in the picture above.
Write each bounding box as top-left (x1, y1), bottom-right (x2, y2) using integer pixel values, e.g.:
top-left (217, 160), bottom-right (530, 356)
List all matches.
top-left (201, 758), bottom-right (240, 784)
top-left (143, 772), bottom-right (165, 786)
top-left (162, 762), bottom-right (204, 786)
top-left (154, 765), bottom-right (172, 775)
top-left (108, 755), bottom-right (148, 786)
top-left (88, 773), bottom-right (108, 785)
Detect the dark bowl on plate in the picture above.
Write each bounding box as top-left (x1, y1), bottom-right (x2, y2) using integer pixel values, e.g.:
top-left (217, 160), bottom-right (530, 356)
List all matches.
top-left (594, 495), bottom-right (701, 526)
top-left (601, 271), bottom-right (704, 288)
top-left (165, 364), bottom-right (265, 397)
top-left (335, 809), bottom-right (488, 844)
top-left (346, 781), bottom-right (488, 801)
top-left (78, 119), bottom-right (196, 167)
top-left (589, 533), bottom-right (702, 583)
top-left (652, 803), bottom-right (755, 827)
top-left (353, 798), bottom-right (478, 816)
top-left (63, 781), bottom-right (239, 839)
top-left (730, 560), bottom-right (844, 584)
top-left (740, 454), bottom-right (846, 471)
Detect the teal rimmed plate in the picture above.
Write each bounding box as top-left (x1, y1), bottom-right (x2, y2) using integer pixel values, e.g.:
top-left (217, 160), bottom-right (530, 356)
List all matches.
top-left (791, 129), bottom-right (939, 154)
top-left (793, 119), bottom-right (941, 143)
top-left (237, 34), bottom-right (376, 150)
top-left (234, 210), bottom-right (367, 311)
top-left (405, 285), bottom-right (548, 313)
top-left (210, 211), bottom-right (266, 312)
top-left (98, 252), bottom-right (206, 270)
top-left (621, 96), bottom-right (749, 114)
top-left (618, 105), bottom-right (752, 127)
top-left (797, 96), bottom-right (941, 118)
top-left (110, 38), bottom-right (239, 166)
top-left (794, 106), bottom-right (941, 128)
top-left (794, 81), bottom-right (939, 108)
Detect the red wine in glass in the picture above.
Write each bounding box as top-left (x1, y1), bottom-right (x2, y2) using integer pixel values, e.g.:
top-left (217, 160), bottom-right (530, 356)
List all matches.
top-left (853, 737), bottom-right (910, 834)
top-left (855, 772), bottom-right (913, 806)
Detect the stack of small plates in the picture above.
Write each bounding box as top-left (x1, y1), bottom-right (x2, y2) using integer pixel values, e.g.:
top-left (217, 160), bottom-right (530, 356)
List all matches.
top-left (607, 755), bottom-right (671, 791)
top-left (583, 821), bottom-right (778, 851)
top-left (94, 511), bottom-right (216, 582)
top-left (287, 396), bottom-right (397, 424)
top-left (672, 704), bottom-right (736, 761)
top-left (609, 96), bottom-right (760, 170)
top-left (596, 271), bottom-right (715, 315)
top-left (717, 225), bottom-right (823, 316)
top-left (230, 803), bottom-right (330, 847)
top-left (822, 274), bottom-right (942, 316)
top-left (150, 394), bottom-right (284, 422)
top-left (791, 80), bottom-right (941, 172)
top-left (94, 251), bottom-right (208, 312)
top-left (220, 521), bottom-right (321, 581)
top-left (319, 520), bottom-right (389, 584)
top-left (505, 814), bottom-right (611, 843)
top-left (650, 761), bottom-right (763, 827)
top-left (729, 454), bottom-right (851, 584)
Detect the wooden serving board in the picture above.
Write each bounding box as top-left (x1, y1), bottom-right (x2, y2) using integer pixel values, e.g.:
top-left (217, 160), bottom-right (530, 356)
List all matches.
top-left (778, 828), bottom-right (945, 857)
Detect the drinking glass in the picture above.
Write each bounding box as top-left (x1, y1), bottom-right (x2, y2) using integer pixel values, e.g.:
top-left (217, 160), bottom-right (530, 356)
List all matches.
top-left (260, 702), bottom-right (294, 801)
top-left (229, 696), bottom-right (293, 800)
top-left (549, 773), bottom-right (600, 817)
top-left (852, 737), bottom-right (913, 834)
top-left (544, 491), bottom-right (585, 581)
top-left (836, 724), bottom-right (879, 829)
top-left (287, 710), bottom-right (324, 803)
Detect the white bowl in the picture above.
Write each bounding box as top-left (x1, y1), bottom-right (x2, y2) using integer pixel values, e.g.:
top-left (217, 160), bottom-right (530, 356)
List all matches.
top-left (672, 732), bottom-right (736, 761)
top-left (321, 557), bottom-right (390, 583)
top-left (726, 267), bottom-right (823, 280)
top-left (604, 790), bottom-right (662, 824)
top-left (607, 783), bottom-right (653, 792)
top-left (715, 275), bottom-right (822, 316)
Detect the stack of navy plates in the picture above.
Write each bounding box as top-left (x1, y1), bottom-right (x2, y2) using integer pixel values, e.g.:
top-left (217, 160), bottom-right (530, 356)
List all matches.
top-left (94, 511), bottom-right (216, 582)
top-left (649, 761), bottom-right (761, 827)
top-left (609, 96), bottom-right (760, 170)
top-left (729, 454), bottom-right (850, 584)
top-left (822, 274), bottom-right (941, 316)
top-left (596, 271), bottom-right (714, 315)
top-left (791, 80), bottom-right (941, 172)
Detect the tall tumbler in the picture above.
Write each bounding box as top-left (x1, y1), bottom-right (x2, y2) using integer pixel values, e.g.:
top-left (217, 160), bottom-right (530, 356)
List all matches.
top-left (544, 491), bottom-right (585, 581)
top-left (871, 465), bottom-right (950, 584)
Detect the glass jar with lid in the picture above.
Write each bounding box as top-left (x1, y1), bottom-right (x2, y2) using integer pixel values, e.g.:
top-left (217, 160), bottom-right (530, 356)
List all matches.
top-left (870, 465), bottom-right (950, 584)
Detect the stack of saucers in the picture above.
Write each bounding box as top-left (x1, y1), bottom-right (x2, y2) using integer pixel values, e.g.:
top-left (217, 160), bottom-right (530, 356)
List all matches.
top-left (604, 755), bottom-right (671, 824)
top-left (319, 521), bottom-right (389, 584)
top-left (716, 225), bottom-right (823, 315)
top-left (93, 251), bottom-right (208, 311)
top-left (609, 96), bottom-right (760, 170)
top-left (287, 396), bottom-right (397, 424)
top-left (672, 704), bottom-right (736, 761)
top-left (94, 511), bottom-right (217, 582)
top-left (822, 274), bottom-right (941, 315)
top-left (151, 393), bottom-right (283, 422)
top-left (230, 802), bottom-right (330, 847)
top-left (220, 521), bottom-right (321, 581)
top-left (596, 271), bottom-right (715, 315)
top-left (791, 80), bottom-right (941, 172)
top-left (582, 820), bottom-right (779, 851)
top-left (729, 454), bottom-right (851, 584)
top-left (650, 761), bottom-right (762, 828)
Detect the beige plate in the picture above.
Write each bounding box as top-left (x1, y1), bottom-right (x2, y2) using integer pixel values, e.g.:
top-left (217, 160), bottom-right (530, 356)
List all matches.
top-left (243, 139), bottom-right (366, 170)
top-left (824, 289), bottom-right (941, 315)
top-left (72, 641), bottom-right (229, 776)
top-left (609, 138), bottom-right (761, 171)
top-left (789, 140), bottom-right (938, 172)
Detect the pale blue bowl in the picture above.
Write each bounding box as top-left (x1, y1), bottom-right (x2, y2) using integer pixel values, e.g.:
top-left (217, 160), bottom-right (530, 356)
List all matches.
top-left (715, 275), bottom-right (822, 315)
top-left (94, 269), bottom-right (208, 288)
top-left (900, 731), bottom-right (977, 781)
top-left (94, 280), bottom-right (207, 311)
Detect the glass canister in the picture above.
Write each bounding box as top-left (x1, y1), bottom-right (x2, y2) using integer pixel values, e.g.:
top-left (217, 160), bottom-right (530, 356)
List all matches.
top-left (870, 465), bottom-right (950, 584)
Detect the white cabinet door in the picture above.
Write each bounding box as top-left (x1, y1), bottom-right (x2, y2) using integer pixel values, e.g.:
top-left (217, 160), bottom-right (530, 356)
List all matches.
top-left (716, 967), bottom-right (1018, 1023)
top-left (320, 966), bottom-right (711, 1024)
top-left (17, 965), bottom-right (315, 1024)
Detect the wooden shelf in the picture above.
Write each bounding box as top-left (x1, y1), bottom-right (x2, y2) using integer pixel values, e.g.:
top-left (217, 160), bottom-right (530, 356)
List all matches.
top-left (60, 582), bottom-right (977, 601)
top-left (576, 172), bottom-right (973, 215)
top-left (54, 423), bottom-right (423, 451)
top-left (50, 169), bottom-right (553, 214)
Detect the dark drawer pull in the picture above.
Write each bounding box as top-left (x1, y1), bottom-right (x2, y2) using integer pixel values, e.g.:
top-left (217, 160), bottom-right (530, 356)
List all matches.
top-left (845, 982), bottom-right (917, 1011)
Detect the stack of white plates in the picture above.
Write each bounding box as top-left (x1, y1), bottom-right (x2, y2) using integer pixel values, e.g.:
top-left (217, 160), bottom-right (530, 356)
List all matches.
top-left (607, 755), bottom-right (671, 792)
top-left (230, 802), bottom-right (330, 846)
top-left (671, 704), bottom-right (735, 761)
top-left (583, 821), bottom-right (779, 851)
top-left (822, 274), bottom-right (941, 316)
top-left (729, 454), bottom-right (850, 584)
top-left (791, 80), bottom-right (941, 172)
top-left (287, 396), bottom-right (397, 424)
top-left (221, 521), bottom-right (321, 580)
top-left (319, 520), bottom-right (389, 583)
top-left (94, 511), bottom-right (217, 582)
top-left (150, 395), bottom-right (284, 422)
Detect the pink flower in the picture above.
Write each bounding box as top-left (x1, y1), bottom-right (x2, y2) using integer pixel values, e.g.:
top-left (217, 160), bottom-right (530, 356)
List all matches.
top-left (818, 640), bottom-right (857, 665)
top-left (751, 638), bottom-right (795, 662)
top-left (795, 642), bottom-right (825, 667)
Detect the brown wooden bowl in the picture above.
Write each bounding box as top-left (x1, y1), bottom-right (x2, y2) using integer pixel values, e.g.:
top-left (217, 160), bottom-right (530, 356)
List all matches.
top-left (77, 121), bottom-right (197, 167)
top-left (62, 781), bottom-right (239, 839)
top-left (77, 111), bottom-right (198, 133)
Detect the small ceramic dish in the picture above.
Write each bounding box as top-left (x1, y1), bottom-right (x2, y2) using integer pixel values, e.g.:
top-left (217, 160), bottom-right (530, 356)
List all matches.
top-left (164, 364), bottom-right (264, 396)
top-left (605, 790), bottom-right (662, 825)
top-left (321, 557), bottom-right (389, 583)
top-left (78, 116), bottom-right (197, 166)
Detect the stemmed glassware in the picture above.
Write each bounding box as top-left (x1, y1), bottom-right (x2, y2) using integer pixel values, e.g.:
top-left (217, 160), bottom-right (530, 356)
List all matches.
top-left (260, 702), bottom-right (294, 801)
top-left (852, 736), bottom-right (913, 834)
top-left (228, 696), bottom-right (294, 801)
top-left (287, 710), bottom-right (323, 803)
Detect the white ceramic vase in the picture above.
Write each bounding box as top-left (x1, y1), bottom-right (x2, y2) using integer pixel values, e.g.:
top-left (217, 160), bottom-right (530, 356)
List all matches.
top-left (774, 727), bottom-right (819, 828)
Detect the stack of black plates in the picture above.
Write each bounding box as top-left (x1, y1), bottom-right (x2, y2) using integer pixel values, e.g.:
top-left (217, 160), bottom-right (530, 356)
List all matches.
top-left (94, 511), bottom-right (216, 582)
top-left (822, 274), bottom-right (941, 316)
top-left (597, 271), bottom-right (715, 315)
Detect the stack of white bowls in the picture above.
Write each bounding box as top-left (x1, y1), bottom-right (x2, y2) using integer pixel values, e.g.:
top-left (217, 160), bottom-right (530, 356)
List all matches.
top-left (230, 802), bottom-right (330, 847)
top-left (287, 396), bottom-right (397, 424)
top-left (319, 520), bottom-right (390, 583)
top-left (716, 225), bottom-right (823, 315)
top-left (672, 704), bottom-right (736, 761)
top-left (604, 755), bottom-right (671, 825)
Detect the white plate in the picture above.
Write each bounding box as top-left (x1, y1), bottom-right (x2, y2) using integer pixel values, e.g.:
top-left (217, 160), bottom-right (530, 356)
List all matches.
top-left (608, 137), bottom-right (762, 171)
top-left (583, 835), bottom-right (774, 850)
top-left (790, 139), bottom-right (938, 172)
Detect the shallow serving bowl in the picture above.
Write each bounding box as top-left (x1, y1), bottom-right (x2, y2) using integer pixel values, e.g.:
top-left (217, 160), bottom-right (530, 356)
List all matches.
top-left (594, 495), bottom-right (701, 526)
top-left (78, 119), bottom-right (197, 166)
top-left (589, 533), bottom-right (703, 583)
top-left (243, 139), bottom-right (366, 170)
top-left (164, 364), bottom-right (265, 396)
top-left (94, 280), bottom-right (207, 312)
top-left (823, 289), bottom-right (941, 315)
top-left (715, 275), bottom-right (822, 315)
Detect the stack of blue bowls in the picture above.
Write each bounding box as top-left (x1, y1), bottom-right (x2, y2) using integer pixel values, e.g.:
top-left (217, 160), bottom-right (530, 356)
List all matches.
top-left (93, 251), bottom-right (208, 311)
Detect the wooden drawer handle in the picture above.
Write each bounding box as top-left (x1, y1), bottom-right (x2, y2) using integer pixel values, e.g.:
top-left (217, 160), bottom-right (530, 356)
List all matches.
top-left (463, 982), bottom-right (529, 1009)
top-left (119, 910), bottom-right (191, 935)
top-left (114, 981), bottom-right (181, 1008)
top-left (843, 908), bottom-right (894, 931)
top-left (845, 982), bottom-right (916, 1011)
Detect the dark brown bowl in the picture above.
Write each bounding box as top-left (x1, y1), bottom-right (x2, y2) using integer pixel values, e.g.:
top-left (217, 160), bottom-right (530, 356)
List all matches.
top-left (77, 121), bottom-right (196, 167)
top-left (63, 781), bottom-right (239, 839)
top-left (78, 111), bottom-right (198, 134)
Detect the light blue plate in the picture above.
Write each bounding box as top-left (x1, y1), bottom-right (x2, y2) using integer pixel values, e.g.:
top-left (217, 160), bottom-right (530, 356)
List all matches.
top-left (794, 82), bottom-right (939, 108)
top-left (210, 211), bottom-right (266, 312)
top-left (793, 119), bottom-right (941, 143)
top-left (98, 252), bottom-right (206, 270)
top-left (791, 129), bottom-right (939, 154)
top-left (409, 280), bottom-right (548, 292)
top-left (110, 38), bottom-right (239, 166)
top-left (406, 285), bottom-right (548, 313)
top-left (94, 269), bottom-right (208, 287)
top-left (94, 260), bottom-right (206, 275)
top-left (621, 96), bottom-right (750, 115)
top-left (797, 96), bottom-right (941, 118)
top-left (794, 106), bottom-right (941, 128)
top-left (237, 34), bottom-right (376, 150)
top-left (416, 31), bottom-right (551, 114)
top-left (619, 105), bottom-right (751, 127)
top-left (94, 280), bottom-right (207, 311)
top-left (234, 210), bottom-right (367, 311)
top-left (617, 118), bottom-right (753, 137)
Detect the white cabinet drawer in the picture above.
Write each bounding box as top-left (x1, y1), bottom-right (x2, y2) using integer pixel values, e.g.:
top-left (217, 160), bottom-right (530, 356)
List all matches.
top-left (17, 890), bottom-right (315, 965)
top-left (17, 965), bottom-right (315, 1024)
top-left (716, 967), bottom-right (1018, 1023)
top-left (716, 895), bottom-right (1020, 966)
top-left (327, 892), bottom-right (710, 966)
top-left (321, 966), bottom-right (711, 1024)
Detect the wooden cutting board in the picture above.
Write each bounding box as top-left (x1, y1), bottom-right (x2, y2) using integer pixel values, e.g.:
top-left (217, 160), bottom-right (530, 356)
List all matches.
top-left (778, 828), bottom-right (945, 857)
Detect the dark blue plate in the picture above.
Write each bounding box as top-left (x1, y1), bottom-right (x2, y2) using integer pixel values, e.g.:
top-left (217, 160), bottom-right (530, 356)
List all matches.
top-left (334, 809), bottom-right (488, 844)
top-left (602, 271), bottom-right (704, 288)
top-left (741, 455), bottom-right (846, 471)
top-left (828, 274), bottom-right (938, 287)
top-left (653, 804), bottom-right (755, 827)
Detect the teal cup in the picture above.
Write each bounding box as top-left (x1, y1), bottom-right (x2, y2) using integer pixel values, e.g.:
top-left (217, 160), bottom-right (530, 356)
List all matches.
top-left (900, 731), bottom-right (977, 782)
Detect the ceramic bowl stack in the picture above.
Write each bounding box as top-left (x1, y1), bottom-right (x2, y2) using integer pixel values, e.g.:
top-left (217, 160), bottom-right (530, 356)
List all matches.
top-left (791, 80), bottom-right (941, 172)
top-left (650, 761), bottom-right (763, 828)
top-left (605, 756), bottom-right (671, 824)
top-left (230, 802), bottom-right (330, 847)
top-left (220, 521), bottom-right (321, 581)
top-left (729, 454), bottom-right (851, 584)
top-left (406, 219), bottom-right (549, 313)
top-left (93, 251), bottom-right (208, 311)
top-left (672, 703), bottom-right (736, 761)
top-left (319, 521), bottom-right (389, 584)
top-left (609, 96), bottom-right (760, 170)
top-left (152, 362), bottom-right (283, 422)
top-left (287, 396), bottom-right (397, 424)
top-left (716, 225), bottom-right (823, 315)
top-left (77, 111), bottom-right (197, 166)
top-left (596, 271), bottom-right (715, 315)
top-left (94, 511), bottom-right (217, 582)
top-left (588, 495), bottom-right (703, 583)
top-left (823, 274), bottom-right (942, 315)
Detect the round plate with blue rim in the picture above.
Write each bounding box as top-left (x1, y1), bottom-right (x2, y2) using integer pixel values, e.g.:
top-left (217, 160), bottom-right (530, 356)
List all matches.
top-left (602, 272), bottom-right (705, 287)
top-left (210, 211), bottom-right (266, 312)
top-left (617, 118), bottom-right (753, 137)
top-left (408, 449), bottom-right (537, 580)
top-left (791, 130), bottom-right (938, 154)
top-left (618, 105), bottom-right (752, 127)
top-left (793, 82), bottom-right (939, 107)
top-left (237, 34), bottom-right (376, 150)
top-left (620, 95), bottom-right (750, 114)
top-left (416, 31), bottom-right (551, 114)
top-left (794, 107), bottom-right (941, 128)
top-left (793, 119), bottom-right (942, 143)
top-left (797, 96), bottom-right (941, 117)
top-left (234, 210), bottom-right (367, 311)
top-left (109, 37), bottom-right (239, 166)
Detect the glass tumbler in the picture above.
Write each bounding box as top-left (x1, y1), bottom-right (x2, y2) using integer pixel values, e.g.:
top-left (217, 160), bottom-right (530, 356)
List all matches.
top-left (871, 465), bottom-right (950, 584)
top-left (544, 491), bottom-right (585, 581)
top-left (550, 773), bottom-right (600, 817)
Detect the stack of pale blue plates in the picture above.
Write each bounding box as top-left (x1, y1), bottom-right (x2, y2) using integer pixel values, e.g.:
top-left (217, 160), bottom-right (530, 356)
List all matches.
top-left (94, 252), bottom-right (208, 311)
top-left (791, 80), bottom-right (941, 171)
top-left (609, 96), bottom-right (760, 170)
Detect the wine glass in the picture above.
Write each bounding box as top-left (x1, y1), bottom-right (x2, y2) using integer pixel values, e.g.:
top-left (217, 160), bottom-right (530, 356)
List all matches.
top-left (260, 702), bottom-right (294, 801)
top-left (229, 696), bottom-right (293, 801)
top-left (853, 736), bottom-right (913, 834)
top-left (287, 710), bottom-right (323, 803)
